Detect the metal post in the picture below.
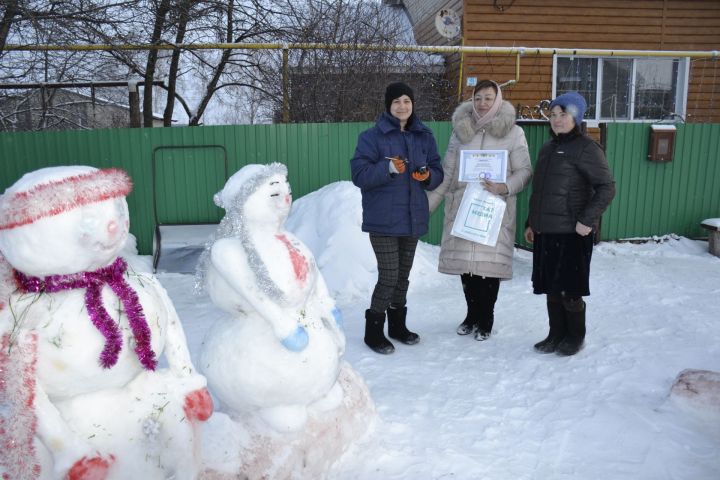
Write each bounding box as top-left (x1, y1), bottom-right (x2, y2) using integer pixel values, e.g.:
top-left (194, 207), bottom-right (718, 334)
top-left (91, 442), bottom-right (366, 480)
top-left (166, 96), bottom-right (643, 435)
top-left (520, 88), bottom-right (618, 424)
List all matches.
top-left (128, 79), bottom-right (141, 128)
top-left (282, 46), bottom-right (290, 123)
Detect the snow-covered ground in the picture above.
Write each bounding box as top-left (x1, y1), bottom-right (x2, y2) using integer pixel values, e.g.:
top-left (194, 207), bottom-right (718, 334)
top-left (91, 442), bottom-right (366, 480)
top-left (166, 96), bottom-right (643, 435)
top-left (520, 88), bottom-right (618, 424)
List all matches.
top-left (154, 181), bottom-right (720, 480)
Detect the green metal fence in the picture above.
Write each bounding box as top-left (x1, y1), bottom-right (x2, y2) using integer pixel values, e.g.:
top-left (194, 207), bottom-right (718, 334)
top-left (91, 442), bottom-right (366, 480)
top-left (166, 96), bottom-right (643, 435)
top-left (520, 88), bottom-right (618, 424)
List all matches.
top-left (601, 122), bottom-right (720, 241)
top-left (1, 122), bottom-right (718, 255)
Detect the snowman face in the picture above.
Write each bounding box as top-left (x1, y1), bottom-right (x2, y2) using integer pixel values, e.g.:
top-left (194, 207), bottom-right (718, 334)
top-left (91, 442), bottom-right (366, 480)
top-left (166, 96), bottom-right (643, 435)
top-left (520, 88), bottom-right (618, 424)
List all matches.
top-left (0, 197), bottom-right (129, 276)
top-left (243, 174), bottom-right (292, 227)
top-left (78, 197), bottom-right (129, 255)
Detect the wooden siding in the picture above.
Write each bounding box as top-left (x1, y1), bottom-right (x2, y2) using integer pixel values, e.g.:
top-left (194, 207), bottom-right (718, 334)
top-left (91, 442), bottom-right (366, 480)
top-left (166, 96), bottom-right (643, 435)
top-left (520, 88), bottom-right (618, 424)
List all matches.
top-left (403, 0), bottom-right (464, 46)
top-left (400, 0), bottom-right (465, 104)
top-left (456, 0), bottom-right (720, 124)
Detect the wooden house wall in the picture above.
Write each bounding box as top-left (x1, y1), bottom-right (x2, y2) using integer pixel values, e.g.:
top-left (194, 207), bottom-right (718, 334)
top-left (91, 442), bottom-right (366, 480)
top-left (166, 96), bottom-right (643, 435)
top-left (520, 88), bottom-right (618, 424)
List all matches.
top-left (403, 0), bottom-right (463, 47)
top-left (459, 0), bottom-right (720, 124)
top-left (401, 0), bottom-right (466, 107)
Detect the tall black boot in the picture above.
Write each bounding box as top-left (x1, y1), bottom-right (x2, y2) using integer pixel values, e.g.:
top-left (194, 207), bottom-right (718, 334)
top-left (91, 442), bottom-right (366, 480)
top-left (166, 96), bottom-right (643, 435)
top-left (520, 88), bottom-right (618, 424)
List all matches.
top-left (457, 275), bottom-right (479, 335)
top-left (534, 296), bottom-right (567, 353)
top-left (556, 299), bottom-right (586, 356)
top-left (473, 277), bottom-right (500, 341)
top-left (364, 309), bottom-right (394, 354)
top-left (387, 306), bottom-right (420, 345)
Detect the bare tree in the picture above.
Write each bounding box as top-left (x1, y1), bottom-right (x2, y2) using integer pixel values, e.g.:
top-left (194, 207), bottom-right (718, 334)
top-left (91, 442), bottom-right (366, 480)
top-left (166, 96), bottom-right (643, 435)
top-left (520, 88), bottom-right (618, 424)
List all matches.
top-left (0, 1), bottom-right (146, 131)
top-left (1, 1), bottom-right (290, 129)
top-left (0, 0), bottom-right (451, 129)
top-left (142, 0), bottom-right (172, 127)
top-left (174, 0), bottom-right (287, 125)
top-left (0, 0), bottom-right (20, 55)
top-left (95, 0), bottom-right (291, 126)
top-left (264, 0), bottom-right (452, 123)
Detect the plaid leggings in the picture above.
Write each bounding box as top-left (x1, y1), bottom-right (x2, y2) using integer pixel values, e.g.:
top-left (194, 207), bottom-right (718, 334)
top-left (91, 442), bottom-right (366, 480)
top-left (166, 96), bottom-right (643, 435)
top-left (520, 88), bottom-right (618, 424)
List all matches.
top-left (369, 234), bottom-right (419, 313)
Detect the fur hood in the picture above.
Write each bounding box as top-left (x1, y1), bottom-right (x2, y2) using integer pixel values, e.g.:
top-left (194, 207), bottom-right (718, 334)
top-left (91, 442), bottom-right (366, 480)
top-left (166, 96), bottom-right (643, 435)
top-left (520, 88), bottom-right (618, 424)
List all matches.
top-left (451, 100), bottom-right (517, 144)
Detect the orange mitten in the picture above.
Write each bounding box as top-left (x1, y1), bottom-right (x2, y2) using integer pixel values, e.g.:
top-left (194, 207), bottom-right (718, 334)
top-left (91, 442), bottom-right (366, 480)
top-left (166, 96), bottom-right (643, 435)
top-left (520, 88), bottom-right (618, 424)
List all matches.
top-left (411, 170), bottom-right (430, 182)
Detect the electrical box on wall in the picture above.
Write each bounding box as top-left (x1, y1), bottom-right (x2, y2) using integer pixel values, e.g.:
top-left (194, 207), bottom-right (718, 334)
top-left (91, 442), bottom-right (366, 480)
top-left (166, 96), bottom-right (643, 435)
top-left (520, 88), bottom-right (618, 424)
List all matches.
top-left (648, 124), bottom-right (676, 162)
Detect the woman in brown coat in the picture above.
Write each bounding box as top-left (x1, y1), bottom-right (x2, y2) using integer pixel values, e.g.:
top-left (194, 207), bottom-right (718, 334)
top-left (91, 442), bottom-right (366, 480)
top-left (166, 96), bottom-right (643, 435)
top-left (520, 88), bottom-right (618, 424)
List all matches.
top-left (428, 80), bottom-right (532, 341)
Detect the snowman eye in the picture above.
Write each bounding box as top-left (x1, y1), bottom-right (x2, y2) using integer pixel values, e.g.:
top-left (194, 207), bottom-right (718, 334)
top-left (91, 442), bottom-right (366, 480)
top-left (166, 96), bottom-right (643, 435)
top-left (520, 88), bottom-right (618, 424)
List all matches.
top-left (82, 210), bottom-right (99, 225)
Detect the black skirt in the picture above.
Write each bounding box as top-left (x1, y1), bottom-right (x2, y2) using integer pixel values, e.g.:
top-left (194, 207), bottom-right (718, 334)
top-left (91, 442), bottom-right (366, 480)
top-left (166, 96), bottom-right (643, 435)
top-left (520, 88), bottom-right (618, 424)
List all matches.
top-left (532, 232), bottom-right (594, 297)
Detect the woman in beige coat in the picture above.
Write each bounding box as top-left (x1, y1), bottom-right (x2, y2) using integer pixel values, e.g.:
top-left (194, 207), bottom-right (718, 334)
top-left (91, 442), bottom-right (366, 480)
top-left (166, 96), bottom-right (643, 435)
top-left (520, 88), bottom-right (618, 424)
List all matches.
top-left (428, 80), bottom-right (532, 340)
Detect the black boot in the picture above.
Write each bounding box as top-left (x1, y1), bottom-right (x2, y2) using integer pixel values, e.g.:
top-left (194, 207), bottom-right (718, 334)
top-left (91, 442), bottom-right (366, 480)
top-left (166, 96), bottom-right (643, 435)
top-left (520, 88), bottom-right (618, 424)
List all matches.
top-left (473, 277), bottom-right (499, 341)
top-left (387, 306), bottom-right (420, 345)
top-left (474, 307), bottom-right (494, 341)
top-left (456, 316), bottom-right (477, 335)
top-left (556, 299), bottom-right (586, 356)
top-left (364, 309), bottom-right (395, 354)
top-left (457, 275), bottom-right (478, 335)
top-left (534, 296), bottom-right (567, 353)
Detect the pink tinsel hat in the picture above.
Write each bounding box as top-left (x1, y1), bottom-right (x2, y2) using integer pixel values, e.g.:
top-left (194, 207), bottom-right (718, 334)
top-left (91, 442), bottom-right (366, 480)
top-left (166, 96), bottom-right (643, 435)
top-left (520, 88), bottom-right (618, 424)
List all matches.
top-left (0, 166), bottom-right (132, 231)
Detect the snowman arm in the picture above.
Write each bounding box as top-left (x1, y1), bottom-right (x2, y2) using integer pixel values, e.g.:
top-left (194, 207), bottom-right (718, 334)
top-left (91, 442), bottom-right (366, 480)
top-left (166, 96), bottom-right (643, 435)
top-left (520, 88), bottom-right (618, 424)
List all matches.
top-left (211, 239), bottom-right (307, 345)
top-left (308, 272), bottom-right (346, 352)
top-left (34, 381), bottom-right (100, 476)
top-left (151, 279), bottom-right (199, 376)
top-left (312, 273), bottom-right (343, 328)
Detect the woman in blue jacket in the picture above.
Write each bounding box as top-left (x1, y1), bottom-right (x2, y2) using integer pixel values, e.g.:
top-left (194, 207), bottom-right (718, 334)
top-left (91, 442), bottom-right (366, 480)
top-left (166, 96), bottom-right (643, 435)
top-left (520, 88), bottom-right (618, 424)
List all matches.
top-left (351, 82), bottom-right (443, 354)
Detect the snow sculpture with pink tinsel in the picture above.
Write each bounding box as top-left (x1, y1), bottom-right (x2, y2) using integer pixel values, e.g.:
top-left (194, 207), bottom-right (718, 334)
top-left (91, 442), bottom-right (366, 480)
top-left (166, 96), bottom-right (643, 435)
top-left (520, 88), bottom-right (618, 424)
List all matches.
top-left (0, 166), bottom-right (213, 480)
top-left (196, 163), bottom-right (348, 433)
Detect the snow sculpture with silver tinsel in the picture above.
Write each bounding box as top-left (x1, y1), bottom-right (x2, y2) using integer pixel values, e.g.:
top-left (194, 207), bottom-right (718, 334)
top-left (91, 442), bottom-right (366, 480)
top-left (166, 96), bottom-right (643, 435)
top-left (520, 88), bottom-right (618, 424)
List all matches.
top-left (0, 166), bottom-right (213, 480)
top-left (196, 162), bottom-right (346, 432)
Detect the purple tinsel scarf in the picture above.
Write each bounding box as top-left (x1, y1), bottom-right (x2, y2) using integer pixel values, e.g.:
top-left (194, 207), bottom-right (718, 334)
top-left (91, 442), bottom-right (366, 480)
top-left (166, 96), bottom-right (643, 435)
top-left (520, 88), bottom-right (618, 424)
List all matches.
top-left (13, 257), bottom-right (157, 370)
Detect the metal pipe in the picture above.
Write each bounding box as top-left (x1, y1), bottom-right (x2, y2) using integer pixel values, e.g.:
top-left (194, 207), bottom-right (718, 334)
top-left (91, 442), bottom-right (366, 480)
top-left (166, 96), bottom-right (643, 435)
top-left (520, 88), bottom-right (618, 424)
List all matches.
top-left (457, 37), bottom-right (465, 103)
top-left (499, 53), bottom-right (522, 88)
top-left (6, 43), bottom-right (716, 122)
top-left (4, 42), bottom-right (719, 59)
top-left (0, 80), bottom-right (165, 89)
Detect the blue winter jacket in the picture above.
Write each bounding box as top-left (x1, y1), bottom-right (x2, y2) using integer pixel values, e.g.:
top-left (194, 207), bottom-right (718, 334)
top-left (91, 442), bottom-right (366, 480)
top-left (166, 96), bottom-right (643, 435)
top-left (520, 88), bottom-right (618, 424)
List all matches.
top-left (351, 112), bottom-right (443, 237)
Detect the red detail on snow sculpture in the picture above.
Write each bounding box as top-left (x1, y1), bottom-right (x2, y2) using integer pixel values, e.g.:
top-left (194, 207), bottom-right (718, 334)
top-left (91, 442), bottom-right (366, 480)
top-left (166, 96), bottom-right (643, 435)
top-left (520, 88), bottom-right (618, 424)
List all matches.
top-left (184, 387), bottom-right (214, 422)
top-left (0, 253), bottom-right (14, 313)
top-left (67, 454), bottom-right (114, 480)
top-left (276, 234), bottom-right (309, 284)
top-left (0, 332), bottom-right (41, 479)
top-left (0, 168), bottom-right (132, 231)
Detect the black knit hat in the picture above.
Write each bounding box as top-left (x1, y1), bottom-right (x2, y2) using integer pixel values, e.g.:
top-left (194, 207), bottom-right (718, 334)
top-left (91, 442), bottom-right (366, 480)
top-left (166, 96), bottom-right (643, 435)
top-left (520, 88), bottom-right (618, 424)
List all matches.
top-left (384, 82), bottom-right (414, 112)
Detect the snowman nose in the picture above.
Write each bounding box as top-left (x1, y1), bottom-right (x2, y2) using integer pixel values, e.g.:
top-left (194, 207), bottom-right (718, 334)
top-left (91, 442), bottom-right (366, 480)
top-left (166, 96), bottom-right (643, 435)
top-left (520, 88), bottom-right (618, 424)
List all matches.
top-left (107, 220), bottom-right (118, 235)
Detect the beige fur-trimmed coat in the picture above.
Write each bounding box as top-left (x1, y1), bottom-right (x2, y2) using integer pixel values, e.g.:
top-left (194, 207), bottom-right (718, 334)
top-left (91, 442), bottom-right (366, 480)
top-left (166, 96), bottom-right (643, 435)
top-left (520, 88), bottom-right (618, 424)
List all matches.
top-left (427, 100), bottom-right (532, 279)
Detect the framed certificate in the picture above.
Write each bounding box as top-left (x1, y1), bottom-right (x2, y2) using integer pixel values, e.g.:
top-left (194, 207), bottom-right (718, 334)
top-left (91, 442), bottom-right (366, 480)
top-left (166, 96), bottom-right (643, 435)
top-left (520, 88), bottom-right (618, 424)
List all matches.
top-left (458, 150), bottom-right (508, 183)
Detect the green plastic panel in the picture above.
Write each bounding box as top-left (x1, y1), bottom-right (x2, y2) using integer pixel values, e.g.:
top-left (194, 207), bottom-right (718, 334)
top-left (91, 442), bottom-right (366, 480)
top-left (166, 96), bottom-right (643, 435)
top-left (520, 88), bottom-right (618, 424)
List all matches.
top-left (1, 122), bottom-right (718, 255)
top-left (152, 145), bottom-right (227, 224)
top-left (602, 123), bottom-right (720, 241)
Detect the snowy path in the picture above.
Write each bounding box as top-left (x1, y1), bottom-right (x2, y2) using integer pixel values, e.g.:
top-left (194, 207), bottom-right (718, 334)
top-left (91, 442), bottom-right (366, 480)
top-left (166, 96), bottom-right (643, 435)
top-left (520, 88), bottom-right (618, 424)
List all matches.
top-left (161, 238), bottom-right (720, 480)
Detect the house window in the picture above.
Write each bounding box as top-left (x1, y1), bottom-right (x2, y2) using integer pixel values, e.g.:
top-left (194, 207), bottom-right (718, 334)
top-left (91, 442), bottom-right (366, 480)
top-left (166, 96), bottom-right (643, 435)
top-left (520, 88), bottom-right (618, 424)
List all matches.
top-left (554, 56), bottom-right (688, 122)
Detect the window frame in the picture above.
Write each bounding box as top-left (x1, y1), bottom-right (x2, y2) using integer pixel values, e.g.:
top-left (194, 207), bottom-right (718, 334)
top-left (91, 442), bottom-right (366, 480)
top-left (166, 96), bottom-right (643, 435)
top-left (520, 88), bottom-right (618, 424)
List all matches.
top-left (552, 55), bottom-right (690, 127)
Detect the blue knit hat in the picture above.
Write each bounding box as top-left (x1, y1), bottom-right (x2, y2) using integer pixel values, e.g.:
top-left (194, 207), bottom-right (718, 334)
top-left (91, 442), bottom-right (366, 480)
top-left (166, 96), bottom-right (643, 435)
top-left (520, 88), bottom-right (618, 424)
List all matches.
top-left (550, 91), bottom-right (587, 127)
